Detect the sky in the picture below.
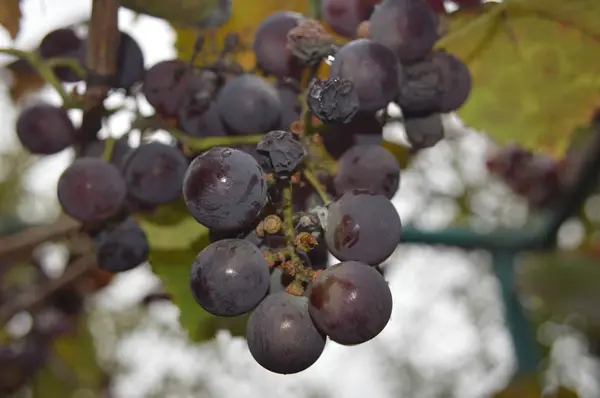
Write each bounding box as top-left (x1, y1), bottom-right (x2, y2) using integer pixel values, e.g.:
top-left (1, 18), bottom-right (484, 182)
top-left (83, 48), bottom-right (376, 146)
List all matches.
top-left (0, 1), bottom-right (598, 397)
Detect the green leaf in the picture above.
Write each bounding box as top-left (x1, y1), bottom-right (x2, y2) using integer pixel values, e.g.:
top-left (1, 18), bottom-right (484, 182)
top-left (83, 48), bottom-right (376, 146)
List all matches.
top-left (516, 250), bottom-right (600, 336)
top-left (440, 0), bottom-right (600, 156)
top-left (32, 317), bottom-right (102, 397)
top-left (150, 249), bottom-right (249, 342)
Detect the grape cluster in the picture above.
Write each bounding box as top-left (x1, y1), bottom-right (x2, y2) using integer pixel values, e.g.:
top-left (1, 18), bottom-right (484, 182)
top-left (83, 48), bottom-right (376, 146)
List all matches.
top-left (10, 0), bottom-right (472, 377)
top-left (486, 144), bottom-right (566, 208)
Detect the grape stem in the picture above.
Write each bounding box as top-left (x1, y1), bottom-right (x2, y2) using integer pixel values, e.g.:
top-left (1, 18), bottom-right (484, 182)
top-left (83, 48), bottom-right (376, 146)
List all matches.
top-left (303, 168), bottom-right (331, 205)
top-left (0, 254), bottom-right (95, 329)
top-left (0, 48), bottom-right (83, 108)
top-left (281, 179), bottom-right (296, 245)
top-left (131, 115), bottom-right (264, 151)
top-left (0, 215), bottom-right (81, 264)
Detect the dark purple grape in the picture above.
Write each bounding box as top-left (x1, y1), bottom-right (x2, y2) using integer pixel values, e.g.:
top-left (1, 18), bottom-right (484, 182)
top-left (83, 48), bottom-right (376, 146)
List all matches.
top-left (247, 292), bottom-right (326, 374)
top-left (176, 69), bottom-right (221, 125)
top-left (309, 260), bottom-right (393, 345)
top-left (57, 158), bottom-right (127, 224)
top-left (121, 142), bottom-right (188, 207)
top-left (321, 0), bottom-right (380, 38)
top-left (81, 136), bottom-right (132, 167)
top-left (396, 51), bottom-right (471, 116)
top-left (256, 130), bottom-right (305, 175)
top-left (183, 147), bottom-right (268, 231)
top-left (142, 59), bottom-right (191, 118)
top-left (321, 112), bottom-right (383, 158)
top-left (325, 190), bottom-right (401, 265)
top-left (16, 103), bottom-right (77, 155)
top-left (216, 74), bottom-right (283, 134)
top-left (275, 79), bottom-right (302, 129)
top-left (0, 337), bottom-right (49, 395)
top-left (329, 39), bottom-right (401, 112)
top-left (404, 113), bottom-right (444, 149)
top-left (334, 144), bottom-right (400, 198)
top-left (368, 0), bottom-right (439, 63)
top-left (425, 0), bottom-right (445, 12)
top-left (178, 102), bottom-right (227, 138)
top-left (190, 239), bottom-right (270, 316)
top-left (253, 11), bottom-right (305, 79)
top-left (94, 218), bottom-right (149, 273)
top-left (38, 28), bottom-right (83, 82)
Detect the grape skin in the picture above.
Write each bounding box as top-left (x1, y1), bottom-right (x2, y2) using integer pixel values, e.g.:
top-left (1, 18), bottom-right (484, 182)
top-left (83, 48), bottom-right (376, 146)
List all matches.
top-left (334, 144), bottom-right (400, 199)
top-left (183, 147), bottom-right (268, 231)
top-left (253, 11), bottom-right (305, 79)
top-left (309, 260), bottom-right (393, 345)
top-left (329, 39), bottom-right (401, 112)
top-left (57, 158), bottom-right (127, 224)
top-left (216, 74), bottom-right (283, 134)
top-left (325, 190), bottom-right (401, 265)
top-left (121, 142), bottom-right (189, 207)
top-left (16, 104), bottom-right (78, 155)
top-left (38, 28), bottom-right (83, 83)
top-left (94, 218), bottom-right (149, 273)
top-left (321, 0), bottom-right (380, 38)
top-left (275, 80), bottom-right (302, 129)
top-left (368, 0), bottom-right (439, 63)
top-left (321, 112), bottom-right (383, 158)
top-left (178, 102), bottom-right (227, 138)
top-left (404, 113), bottom-right (444, 149)
top-left (142, 59), bottom-right (191, 118)
top-left (190, 239), bottom-right (270, 317)
top-left (246, 292), bottom-right (326, 374)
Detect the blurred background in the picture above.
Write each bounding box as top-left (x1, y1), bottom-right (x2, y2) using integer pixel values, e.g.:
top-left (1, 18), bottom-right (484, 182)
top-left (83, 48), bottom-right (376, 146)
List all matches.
top-left (1, 1), bottom-right (599, 397)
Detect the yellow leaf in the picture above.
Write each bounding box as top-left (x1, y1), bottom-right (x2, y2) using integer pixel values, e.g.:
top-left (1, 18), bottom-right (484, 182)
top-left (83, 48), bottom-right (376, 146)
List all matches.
top-left (121, 0), bottom-right (218, 27)
top-left (439, 0), bottom-right (600, 157)
top-left (0, 0), bottom-right (21, 39)
top-left (174, 0), bottom-right (337, 79)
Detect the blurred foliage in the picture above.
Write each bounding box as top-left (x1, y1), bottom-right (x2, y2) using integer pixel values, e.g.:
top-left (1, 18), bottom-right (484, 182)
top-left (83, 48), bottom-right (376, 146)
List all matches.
top-left (4, 59), bottom-right (47, 103)
top-left (492, 374), bottom-right (579, 397)
top-left (440, 0), bottom-right (600, 157)
top-left (32, 318), bottom-right (103, 397)
top-left (0, 0), bottom-right (21, 39)
top-left (121, 0), bottom-right (219, 27)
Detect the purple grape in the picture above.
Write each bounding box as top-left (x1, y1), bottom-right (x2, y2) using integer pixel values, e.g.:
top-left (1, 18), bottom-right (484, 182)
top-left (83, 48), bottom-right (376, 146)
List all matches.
top-left (368, 0), bottom-right (439, 63)
top-left (142, 59), bottom-right (191, 118)
top-left (16, 103), bottom-right (78, 155)
top-left (321, 0), bottom-right (380, 38)
top-left (404, 113), bottom-right (444, 149)
top-left (94, 218), bottom-right (149, 273)
top-left (309, 260), bottom-right (392, 345)
top-left (121, 142), bottom-right (188, 207)
top-left (246, 292), bottom-right (326, 374)
top-left (183, 147), bottom-right (268, 231)
top-left (189, 239), bottom-right (270, 316)
top-left (57, 158), bottom-right (127, 224)
top-left (38, 28), bottom-right (83, 82)
top-left (329, 39), bottom-right (401, 112)
top-left (325, 190), bottom-right (401, 265)
top-left (256, 130), bottom-right (306, 175)
top-left (334, 144), bottom-right (400, 198)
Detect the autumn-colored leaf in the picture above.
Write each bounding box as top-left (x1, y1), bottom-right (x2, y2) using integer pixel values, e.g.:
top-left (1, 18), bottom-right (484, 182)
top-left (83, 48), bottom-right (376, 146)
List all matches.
top-left (0, 0), bottom-right (21, 39)
top-left (439, 0), bottom-right (600, 157)
top-left (4, 59), bottom-right (46, 103)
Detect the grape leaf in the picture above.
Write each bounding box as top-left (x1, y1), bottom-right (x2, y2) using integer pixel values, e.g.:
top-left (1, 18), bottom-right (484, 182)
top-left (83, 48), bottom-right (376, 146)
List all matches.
top-left (516, 250), bottom-right (600, 337)
top-left (0, 0), bottom-right (20, 39)
top-left (150, 248), bottom-right (249, 342)
top-left (120, 0), bottom-right (219, 27)
top-left (32, 317), bottom-right (102, 397)
top-left (439, 0), bottom-right (600, 157)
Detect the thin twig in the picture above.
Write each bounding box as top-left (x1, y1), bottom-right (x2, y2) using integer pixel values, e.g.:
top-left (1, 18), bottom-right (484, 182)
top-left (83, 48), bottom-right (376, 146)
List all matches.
top-left (0, 254), bottom-right (95, 329)
top-left (0, 215), bottom-right (81, 264)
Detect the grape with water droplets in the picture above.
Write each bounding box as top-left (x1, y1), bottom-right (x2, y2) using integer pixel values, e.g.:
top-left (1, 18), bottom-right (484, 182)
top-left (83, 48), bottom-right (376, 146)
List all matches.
top-left (190, 239), bottom-right (270, 316)
top-left (16, 103), bottom-right (78, 155)
top-left (329, 39), bottom-right (401, 112)
top-left (94, 218), bottom-right (149, 273)
top-left (309, 260), bottom-right (393, 345)
top-left (183, 147), bottom-right (267, 231)
top-left (247, 292), bottom-right (326, 374)
top-left (121, 142), bottom-right (188, 207)
top-left (57, 158), bottom-right (127, 224)
top-left (334, 144), bottom-right (400, 198)
top-left (325, 189), bottom-right (401, 265)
